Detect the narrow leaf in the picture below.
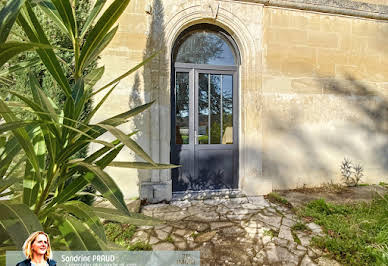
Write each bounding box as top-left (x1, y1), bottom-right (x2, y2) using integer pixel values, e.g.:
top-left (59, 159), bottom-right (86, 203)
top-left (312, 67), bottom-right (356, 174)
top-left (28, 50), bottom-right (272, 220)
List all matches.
top-left (0, 202), bottom-right (42, 248)
top-left (58, 201), bottom-right (106, 242)
top-left (84, 66), bottom-right (104, 91)
top-left (17, 3), bottom-right (71, 97)
top-left (80, 0), bottom-right (106, 38)
top-left (97, 124), bottom-right (156, 166)
top-left (92, 53), bottom-right (158, 96)
top-left (54, 214), bottom-right (106, 250)
top-left (77, 162), bottom-right (129, 215)
top-left (0, 0), bottom-right (26, 43)
top-left (0, 41), bottom-right (50, 69)
top-left (109, 162), bottom-right (179, 169)
top-left (38, 0), bottom-right (69, 37)
top-left (78, 0), bottom-right (130, 74)
top-left (23, 161), bottom-right (39, 208)
top-left (0, 99), bottom-right (42, 182)
top-left (0, 177), bottom-right (19, 193)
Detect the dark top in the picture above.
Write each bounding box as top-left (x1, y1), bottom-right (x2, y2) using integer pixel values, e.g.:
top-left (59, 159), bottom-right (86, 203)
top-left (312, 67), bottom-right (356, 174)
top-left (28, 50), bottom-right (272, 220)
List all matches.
top-left (16, 259), bottom-right (56, 266)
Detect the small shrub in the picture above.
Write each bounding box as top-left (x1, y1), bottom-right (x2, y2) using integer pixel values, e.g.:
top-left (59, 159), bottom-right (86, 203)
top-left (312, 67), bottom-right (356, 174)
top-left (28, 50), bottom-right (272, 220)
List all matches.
top-left (166, 235), bottom-right (174, 243)
top-left (340, 158), bottom-right (364, 186)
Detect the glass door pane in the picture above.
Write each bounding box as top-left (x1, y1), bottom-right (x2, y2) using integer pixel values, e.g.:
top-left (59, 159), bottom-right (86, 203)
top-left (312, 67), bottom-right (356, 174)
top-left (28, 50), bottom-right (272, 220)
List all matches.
top-left (198, 73), bottom-right (209, 144)
top-left (198, 73), bottom-right (233, 145)
top-left (175, 72), bottom-right (189, 144)
top-left (222, 75), bottom-right (233, 144)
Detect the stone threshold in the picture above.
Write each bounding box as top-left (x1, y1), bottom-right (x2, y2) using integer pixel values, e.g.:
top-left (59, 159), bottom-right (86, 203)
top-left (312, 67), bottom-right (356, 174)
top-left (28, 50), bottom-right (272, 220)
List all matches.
top-left (172, 189), bottom-right (244, 201)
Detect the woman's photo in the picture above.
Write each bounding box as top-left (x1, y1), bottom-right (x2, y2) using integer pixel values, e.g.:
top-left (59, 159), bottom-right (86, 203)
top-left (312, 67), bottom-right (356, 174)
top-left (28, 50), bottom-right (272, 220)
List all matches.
top-left (16, 231), bottom-right (56, 266)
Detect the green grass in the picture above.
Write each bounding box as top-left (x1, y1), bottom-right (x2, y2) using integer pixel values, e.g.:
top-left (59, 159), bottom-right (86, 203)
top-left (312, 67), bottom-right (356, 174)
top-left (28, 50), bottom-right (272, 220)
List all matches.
top-left (291, 222), bottom-right (308, 231)
top-left (127, 241), bottom-right (152, 251)
top-left (297, 196), bottom-right (388, 265)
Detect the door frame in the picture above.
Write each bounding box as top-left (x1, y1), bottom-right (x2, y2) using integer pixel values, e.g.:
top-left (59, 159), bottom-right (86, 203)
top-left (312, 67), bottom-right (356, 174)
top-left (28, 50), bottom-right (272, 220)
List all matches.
top-left (171, 62), bottom-right (239, 192)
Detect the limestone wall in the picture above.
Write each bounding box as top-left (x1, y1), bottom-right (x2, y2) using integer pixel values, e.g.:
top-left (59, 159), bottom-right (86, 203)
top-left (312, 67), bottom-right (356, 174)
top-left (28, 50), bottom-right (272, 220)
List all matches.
top-left (93, 0), bottom-right (388, 200)
top-left (262, 7), bottom-right (388, 188)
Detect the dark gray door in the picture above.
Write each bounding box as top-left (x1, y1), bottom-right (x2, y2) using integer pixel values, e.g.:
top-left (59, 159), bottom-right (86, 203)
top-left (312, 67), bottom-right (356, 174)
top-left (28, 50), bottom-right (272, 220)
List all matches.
top-left (172, 65), bottom-right (238, 192)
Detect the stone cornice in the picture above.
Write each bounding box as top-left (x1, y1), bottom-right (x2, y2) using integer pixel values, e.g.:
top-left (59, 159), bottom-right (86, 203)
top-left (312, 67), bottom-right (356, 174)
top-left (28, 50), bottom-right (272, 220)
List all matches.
top-left (235, 0), bottom-right (388, 20)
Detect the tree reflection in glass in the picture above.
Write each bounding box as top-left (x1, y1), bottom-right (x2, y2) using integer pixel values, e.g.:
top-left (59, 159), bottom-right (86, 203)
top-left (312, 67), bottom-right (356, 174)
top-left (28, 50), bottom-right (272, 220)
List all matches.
top-left (176, 72), bottom-right (189, 144)
top-left (176, 31), bottom-right (235, 65)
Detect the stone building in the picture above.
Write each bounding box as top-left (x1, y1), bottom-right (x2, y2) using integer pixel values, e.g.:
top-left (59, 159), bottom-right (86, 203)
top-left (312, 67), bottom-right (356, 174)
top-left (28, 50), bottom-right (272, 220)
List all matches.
top-left (93, 0), bottom-right (388, 202)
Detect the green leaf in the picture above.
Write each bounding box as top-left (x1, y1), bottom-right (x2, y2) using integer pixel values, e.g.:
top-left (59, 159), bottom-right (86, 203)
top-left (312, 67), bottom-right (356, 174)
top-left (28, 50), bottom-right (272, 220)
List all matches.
top-left (0, 41), bottom-right (50, 69)
top-left (17, 2), bottom-right (71, 97)
top-left (57, 201), bottom-right (106, 242)
top-left (38, 0), bottom-right (69, 38)
top-left (83, 25), bottom-right (118, 68)
top-left (78, 0), bottom-right (131, 74)
top-left (0, 99), bottom-right (42, 182)
top-left (0, 0), bottom-right (26, 43)
top-left (50, 0), bottom-right (76, 41)
top-left (0, 202), bottom-right (42, 248)
top-left (49, 177), bottom-right (88, 207)
top-left (0, 57), bottom-right (40, 78)
top-left (109, 162), bottom-right (179, 169)
top-left (84, 82), bottom-right (118, 125)
top-left (77, 161), bottom-right (129, 215)
top-left (0, 120), bottom-right (39, 134)
top-left (80, 0), bottom-right (106, 39)
top-left (93, 207), bottom-right (161, 225)
top-left (23, 161), bottom-right (39, 208)
top-left (92, 53), bottom-right (158, 96)
top-left (0, 177), bottom-right (19, 193)
top-left (97, 124), bottom-right (156, 166)
top-left (100, 101), bottom-right (154, 127)
top-left (54, 214), bottom-right (106, 250)
top-left (84, 66), bottom-right (104, 91)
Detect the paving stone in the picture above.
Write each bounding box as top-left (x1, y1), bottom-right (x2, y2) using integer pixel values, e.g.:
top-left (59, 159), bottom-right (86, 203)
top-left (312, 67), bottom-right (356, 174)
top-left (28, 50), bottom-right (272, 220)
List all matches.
top-left (307, 222), bottom-right (323, 235)
top-left (317, 257), bottom-right (341, 266)
top-left (272, 237), bottom-right (289, 247)
top-left (175, 241), bottom-right (187, 250)
top-left (247, 196), bottom-right (270, 207)
top-left (226, 213), bottom-right (252, 221)
top-left (149, 236), bottom-right (159, 245)
top-left (210, 221), bottom-right (233, 230)
top-left (187, 241), bottom-right (198, 249)
top-left (195, 231), bottom-right (217, 242)
top-left (262, 235), bottom-right (272, 245)
top-left (152, 242), bottom-right (175, 251)
top-left (174, 229), bottom-right (187, 236)
top-left (185, 221), bottom-right (209, 232)
top-left (265, 244), bottom-right (299, 265)
top-left (130, 231), bottom-right (148, 244)
top-left (196, 243), bottom-right (213, 259)
top-left (170, 200), bottom-right (191, 208)
top-left (244, 227), bottom-right (257, 238)
top-left (161, 226), bottom-right (173, 233)
top-left (297, 232), bottom-right (312, 246)
top-left (220, 226), bottom-right (245, 236)
top-left (278, 225), bottom-right (294, 242)
top-left (190, 211), bottom-right (219, 221)
top-left (170, 234), bottom-right (184, 242)
top-left (155, 229), bottom-right (169, 240)
top-left (126, 199), bottom-right (141, 213)
top-left (282, 217), bottom-right (297, 227)
top-left (254, 213), bottom-right (282, 229)
top-left (301, 255), bottom-right (317, 266)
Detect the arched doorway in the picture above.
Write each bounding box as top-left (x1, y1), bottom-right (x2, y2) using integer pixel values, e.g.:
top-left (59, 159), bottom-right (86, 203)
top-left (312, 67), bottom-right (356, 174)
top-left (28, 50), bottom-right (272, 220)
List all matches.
top-left (171, 24), bottom-right (239, 193)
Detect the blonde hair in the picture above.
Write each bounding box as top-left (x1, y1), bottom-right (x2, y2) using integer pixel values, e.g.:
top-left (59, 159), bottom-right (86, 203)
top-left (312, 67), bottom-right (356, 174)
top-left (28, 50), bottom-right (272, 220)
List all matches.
top-left (22, 231), bottom-right (52, 260)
